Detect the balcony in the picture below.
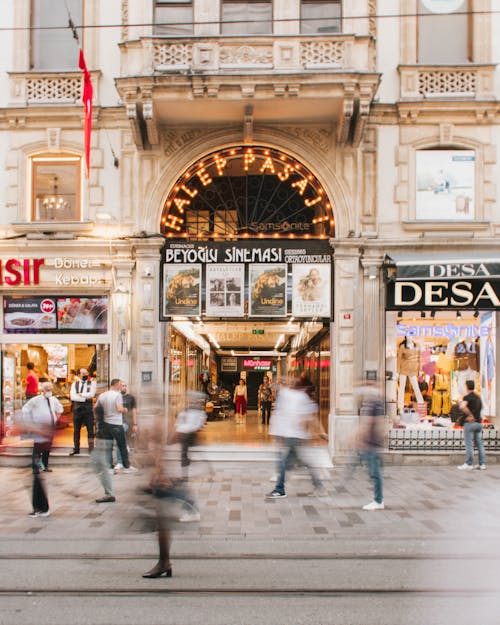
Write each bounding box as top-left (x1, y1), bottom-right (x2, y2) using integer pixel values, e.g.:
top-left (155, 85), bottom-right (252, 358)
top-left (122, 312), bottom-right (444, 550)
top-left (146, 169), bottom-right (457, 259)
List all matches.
top-left (115, 35), bottom-right (380, 149)
top-left (8, 71), bottom-right (101, 107)
top-left (398, 63), bottom-right (496, 106)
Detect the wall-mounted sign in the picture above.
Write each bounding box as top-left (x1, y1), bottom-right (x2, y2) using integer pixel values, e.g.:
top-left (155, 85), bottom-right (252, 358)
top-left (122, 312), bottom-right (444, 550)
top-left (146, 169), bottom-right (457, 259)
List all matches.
top-left (0, 258), bottom-right (44, 286)
top-left (416, 150), bottom-right (475, 220)
top-left (243, 358), bottom-right (272, 371)
top-left (387, 279), bottom-right (500, 310)
top-left (141, 371), bottom-right (153, 383)
top-left (3, 296), bottom-right (108, 334)
top-left (220, 357), bottom-right (238, 372)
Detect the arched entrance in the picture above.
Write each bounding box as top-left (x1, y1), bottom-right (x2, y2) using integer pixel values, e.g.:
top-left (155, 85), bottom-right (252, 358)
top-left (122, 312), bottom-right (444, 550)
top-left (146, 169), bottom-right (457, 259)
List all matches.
top-left (160, 145), bottom-right (334, 451)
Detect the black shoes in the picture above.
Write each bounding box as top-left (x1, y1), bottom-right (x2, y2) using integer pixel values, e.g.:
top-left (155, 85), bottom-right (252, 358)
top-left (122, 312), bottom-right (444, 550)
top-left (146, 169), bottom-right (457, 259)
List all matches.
top-left (142, 564), bottom-right (172, 578)
top-left (43, 468), bottom-right (53, 472)
top-left (95, 496), bottom-right (116, 503)
top-left (69, 450), bottom-right (80, 456)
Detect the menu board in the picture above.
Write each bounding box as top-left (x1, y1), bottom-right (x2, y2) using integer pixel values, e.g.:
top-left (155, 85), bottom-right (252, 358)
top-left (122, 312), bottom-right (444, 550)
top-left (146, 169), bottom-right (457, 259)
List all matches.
top-left (3, 296), bottom-right (108, 334)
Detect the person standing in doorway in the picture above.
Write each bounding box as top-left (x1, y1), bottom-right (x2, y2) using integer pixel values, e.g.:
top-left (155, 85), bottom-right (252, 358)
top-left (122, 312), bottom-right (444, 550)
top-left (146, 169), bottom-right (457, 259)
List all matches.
top-left (22, 381), bottom-right (63, 515)
top-left (23, 362), bottom-right (39, 402)
top-left (258, 377), bottom-right (274, 425)
top-left (457, 380), bottom-right (486, 471)
top-left (69, 368), bottom-right (96, 456)
top-left (233, 378), bottom-right (247, 424)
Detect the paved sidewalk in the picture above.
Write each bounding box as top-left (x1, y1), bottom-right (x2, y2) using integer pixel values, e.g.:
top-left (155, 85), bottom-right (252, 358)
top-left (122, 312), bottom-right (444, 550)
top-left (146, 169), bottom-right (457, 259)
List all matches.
top-left (2, 459), bottom-right (500, 557)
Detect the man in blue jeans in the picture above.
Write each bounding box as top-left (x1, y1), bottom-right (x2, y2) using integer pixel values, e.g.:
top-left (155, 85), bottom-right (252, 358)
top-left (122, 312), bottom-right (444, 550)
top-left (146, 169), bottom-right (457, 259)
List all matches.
top-left (457, 380), bottom-right (486, 471)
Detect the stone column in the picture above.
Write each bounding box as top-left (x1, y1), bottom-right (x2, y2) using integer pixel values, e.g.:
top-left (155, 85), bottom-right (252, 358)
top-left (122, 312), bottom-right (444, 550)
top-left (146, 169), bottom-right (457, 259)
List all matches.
top-left (331, 242), bottom-right (362, 458)
top-left (360, 253), bottom-right (385, 379)
top-left (130, 238), bottom-right (165, 428)
top-left (111, 259), bottom-right (134, 383)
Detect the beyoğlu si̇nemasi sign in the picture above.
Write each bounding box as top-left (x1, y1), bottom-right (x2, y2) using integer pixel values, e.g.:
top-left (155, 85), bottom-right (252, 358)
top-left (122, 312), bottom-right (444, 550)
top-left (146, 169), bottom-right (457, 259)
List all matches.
top-left (161, 240), bottom-right (332, 320)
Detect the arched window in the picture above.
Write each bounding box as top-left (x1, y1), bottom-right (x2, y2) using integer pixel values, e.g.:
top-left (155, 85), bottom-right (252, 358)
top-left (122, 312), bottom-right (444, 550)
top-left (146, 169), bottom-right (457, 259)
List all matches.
top-left (161, 146), bottom-right (334, 239)
top-left (30, 154), bottom-right (82, 222)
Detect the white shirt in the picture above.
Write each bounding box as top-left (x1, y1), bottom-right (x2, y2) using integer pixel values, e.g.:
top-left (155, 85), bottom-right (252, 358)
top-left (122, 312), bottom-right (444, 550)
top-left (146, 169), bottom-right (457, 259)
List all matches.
top-left (22, 394), bottom-right (63, 442)
top-left (70, 378), bottom-right (97, 403)
top-left (96, 390), bottom-right (123, 426)
top-left (176, 408), bottom-right (206, 434)
top-left (269, 386), bottom-right (317, 439)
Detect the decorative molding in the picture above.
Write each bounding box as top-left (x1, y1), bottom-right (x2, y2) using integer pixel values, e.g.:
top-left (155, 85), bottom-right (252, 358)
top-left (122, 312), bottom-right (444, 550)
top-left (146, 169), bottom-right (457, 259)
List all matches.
top-left (121, 0), bottom-right (128, 40)
top-left (278, 126), bottom-right (333, 154)
top-left (161, 127), bottom-right (210, 157)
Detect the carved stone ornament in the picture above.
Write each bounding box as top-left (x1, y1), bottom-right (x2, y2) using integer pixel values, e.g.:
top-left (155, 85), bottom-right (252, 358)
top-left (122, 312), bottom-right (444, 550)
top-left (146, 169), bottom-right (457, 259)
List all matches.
top-left (161, 128), bottom-right (210, 157)
top-left (219, 45), bottom-right (273, 66)
top-left (277, 126), bottom-right (333, 154)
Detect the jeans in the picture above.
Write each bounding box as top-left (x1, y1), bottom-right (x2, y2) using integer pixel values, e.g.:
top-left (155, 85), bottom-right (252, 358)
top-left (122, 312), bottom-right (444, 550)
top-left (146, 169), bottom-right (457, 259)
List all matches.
top-left (464, 422), bottom-right (485, 466)
top-left (261, 401), bottom-right (272, 424)
top-left (361, 450), bottom-right (383, 504)
top-left (106, 424), bottom-right (129, 468)
top-left (275, 438), bottom-right (322, 495)
top-left (91, 439), bottom-right (114, 497)
top-left (115, 423), bottom-right (129, 466)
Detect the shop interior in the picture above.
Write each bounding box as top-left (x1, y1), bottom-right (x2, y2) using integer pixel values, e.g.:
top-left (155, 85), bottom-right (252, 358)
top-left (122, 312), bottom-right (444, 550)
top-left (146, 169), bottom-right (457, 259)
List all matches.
top-left (2, 343), bottom-right (109, 446)
top-left (167, 320), bottom-right (331, 445)
top-left (386, 310), bottom-right (497, 428)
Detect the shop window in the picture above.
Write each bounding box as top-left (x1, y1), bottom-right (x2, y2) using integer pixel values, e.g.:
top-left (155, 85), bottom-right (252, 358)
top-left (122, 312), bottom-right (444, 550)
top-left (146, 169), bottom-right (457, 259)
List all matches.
top-left (417, 0), bottom-right (471, 64)
top-left (154, 0), bottom-right (194, 36)
top-left (31, 156), bottom-right (82, 222)
top-left (221, 0), bottom-right (272, 35)
top-left (300, 1), bottom-right (341, 34)
top-left (31, 0), bottom-right (82, 70)
top-left (415, 149), bottom-right (475, 221)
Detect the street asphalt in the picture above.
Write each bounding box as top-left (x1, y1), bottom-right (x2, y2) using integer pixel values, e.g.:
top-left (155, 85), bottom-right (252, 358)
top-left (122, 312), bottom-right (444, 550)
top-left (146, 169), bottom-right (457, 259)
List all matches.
top-left (1, 457), bottom-right (500, 625)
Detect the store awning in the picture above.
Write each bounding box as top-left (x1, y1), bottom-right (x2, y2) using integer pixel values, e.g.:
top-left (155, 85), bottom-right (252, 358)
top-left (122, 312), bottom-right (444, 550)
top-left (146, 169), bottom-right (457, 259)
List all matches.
top-left (385, 252), bottom-right (500, 281)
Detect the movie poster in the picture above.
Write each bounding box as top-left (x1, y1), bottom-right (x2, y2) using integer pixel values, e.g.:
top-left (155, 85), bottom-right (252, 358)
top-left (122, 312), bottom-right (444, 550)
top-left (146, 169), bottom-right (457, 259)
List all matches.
top-left (249, 264), bottom-right (287, 317)
top-left (163, 264), bottom-right (201, 317)
top-left (416, 150), bottom-right (475, 220)
top-left (292, 264), bottom-right (331, 318)
top-left (206, 264), bottom-right (244, 317)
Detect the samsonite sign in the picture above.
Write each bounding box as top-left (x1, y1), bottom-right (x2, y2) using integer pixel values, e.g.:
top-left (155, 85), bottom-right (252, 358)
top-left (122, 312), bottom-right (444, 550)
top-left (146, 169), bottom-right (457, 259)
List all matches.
top-left (387, 279), bottom-right (500, 310)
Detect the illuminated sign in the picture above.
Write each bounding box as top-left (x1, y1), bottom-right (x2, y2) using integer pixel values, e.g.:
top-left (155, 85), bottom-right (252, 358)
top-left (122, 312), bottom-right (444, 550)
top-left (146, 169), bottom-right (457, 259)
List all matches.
top-left (387, 279), bottom-right (500, 310)
top-left (0, 258), bottom-right (44, 286)
top-left (243, 359), bottom-right (272, 370)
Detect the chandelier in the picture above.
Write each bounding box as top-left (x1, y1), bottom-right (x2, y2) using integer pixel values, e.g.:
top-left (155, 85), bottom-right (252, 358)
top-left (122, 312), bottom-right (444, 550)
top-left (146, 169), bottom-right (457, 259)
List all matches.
top-left (42, 176), bottom-right (69, 219)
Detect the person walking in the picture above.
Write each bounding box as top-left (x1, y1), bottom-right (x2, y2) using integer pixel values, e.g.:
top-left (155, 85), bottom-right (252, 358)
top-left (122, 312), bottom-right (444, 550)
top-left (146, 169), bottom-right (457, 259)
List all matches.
top-left (22, 382), bottom-right (63, 516)
top-left (23, 362), bottom-right (39, 401)
top-left (266, 376), bottom-right (326, 499)
top-left (175, 391), bottom-right (207, 470)
top-left (233, 378), bottom-right (247, 424)
top-left (69, 368), bottom-right (96, 456)
top-left (96, 378), bottom-right (137, 473)
top-left (357, 380), bottom-right (385, 511)
top-left (258, 377), bottom-right (273, 425)
top-left (457, 380), bottom-right (486, 471)
top-left (91, 400), bottom-right (116, 503)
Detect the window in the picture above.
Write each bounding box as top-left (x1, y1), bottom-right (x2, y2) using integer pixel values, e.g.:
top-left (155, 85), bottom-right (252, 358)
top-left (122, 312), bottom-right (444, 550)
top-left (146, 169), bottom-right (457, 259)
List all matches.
top-left (415, 149), bottom-right (475, 221)
top-left (418, 0), bottom-right (471, 64)
top-left (31, 0), bottom-right (82, 70)
top-left (301, 1), bottom-right (341, 34)
top-left (154, 0), bottom-right (194, 36)
top-left (221, 1), bottom-right (272, 35)
top-left (31, 156), bottom-right (82, 222)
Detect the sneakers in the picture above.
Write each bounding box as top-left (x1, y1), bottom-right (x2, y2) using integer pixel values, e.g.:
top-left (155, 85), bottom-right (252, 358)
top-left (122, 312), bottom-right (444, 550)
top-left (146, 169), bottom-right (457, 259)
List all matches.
top-left (122, 466), bottom-right (138, 474)
top-left (178, 511), bottom-right (201, 522)
top-left (477, 464), bottom-right (487, 470)
top-left (28, 510), bottom-right (50, 517)
top-left (96, 496), bottom-right (116, 503)
top-left (113, 463), bottom-right (124, 473)
top-left (362, 500), bottom-right (384, 511)
top-left (457, 463), bottom-right (474, 471)
top-left (265, 490), bottom-right (287, 499)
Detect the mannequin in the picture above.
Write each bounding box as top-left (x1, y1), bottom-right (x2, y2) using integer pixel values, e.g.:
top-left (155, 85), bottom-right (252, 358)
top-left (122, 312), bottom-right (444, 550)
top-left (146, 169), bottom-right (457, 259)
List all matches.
top-left (397, 336), bottom-right (424, 414)
top-left (454, 338), bottom-right (479, 395)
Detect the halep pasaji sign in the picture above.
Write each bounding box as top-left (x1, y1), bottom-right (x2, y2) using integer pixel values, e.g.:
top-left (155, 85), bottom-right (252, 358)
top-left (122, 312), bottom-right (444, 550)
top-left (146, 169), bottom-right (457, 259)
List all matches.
top-left (0, 258), bottom-right (44, 286)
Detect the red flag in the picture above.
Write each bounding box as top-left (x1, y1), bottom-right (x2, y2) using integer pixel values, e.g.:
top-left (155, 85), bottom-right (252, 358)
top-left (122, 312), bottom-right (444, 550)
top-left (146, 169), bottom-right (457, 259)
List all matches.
top-left (79, 49), bottom-right (93, 178)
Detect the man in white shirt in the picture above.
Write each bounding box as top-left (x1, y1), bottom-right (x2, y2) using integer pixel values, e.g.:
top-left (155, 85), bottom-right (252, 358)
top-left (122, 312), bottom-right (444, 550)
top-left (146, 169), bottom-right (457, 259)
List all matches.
top-left (95, 378), bottom-right (136, 474)
top-left (69, 368), bottom-right (96, 456)
top-left (22, 382), bottom-right (63, 516)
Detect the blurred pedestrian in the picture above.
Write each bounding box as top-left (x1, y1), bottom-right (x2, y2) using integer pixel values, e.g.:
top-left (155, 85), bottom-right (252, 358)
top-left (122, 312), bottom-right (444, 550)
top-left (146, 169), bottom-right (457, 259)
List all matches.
top-left (175, 391), bottom-right (206, 471)
top-left (457, 380), bottom-right (486, 471)
top-left (266, 376), bottom-right (327, 499)
top-left (91, 401), bottom-right (115, 503)
top-left (357, 380), bottom-right (385, 511)
top-left (233, 378), bottom-right (247, 424)
top-left (69, 367), bottom-right (96, 456)
top-left (23, 362), bottom-right (39, 402)
top-left (22, 381), bottom-right (63, 516)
